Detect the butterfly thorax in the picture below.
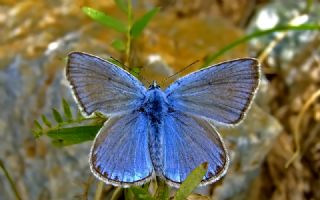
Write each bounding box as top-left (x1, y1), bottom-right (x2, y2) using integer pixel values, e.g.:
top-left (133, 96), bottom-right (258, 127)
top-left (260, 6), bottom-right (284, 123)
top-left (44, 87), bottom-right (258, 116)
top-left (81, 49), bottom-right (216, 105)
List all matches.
top-left (142, 86), bottom-right (168, 124)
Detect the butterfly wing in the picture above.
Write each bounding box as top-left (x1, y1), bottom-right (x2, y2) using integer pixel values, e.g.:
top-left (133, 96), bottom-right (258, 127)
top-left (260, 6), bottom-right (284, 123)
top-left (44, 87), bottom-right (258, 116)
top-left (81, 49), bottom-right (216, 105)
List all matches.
top-left (89, 111), bottom-right (153, 187)
top-left (66, 52), bottom-right (146, 116)
top-left (161, 111), bottom-right (229, 187)
top-left (165, 58), bottom-right (260, 125)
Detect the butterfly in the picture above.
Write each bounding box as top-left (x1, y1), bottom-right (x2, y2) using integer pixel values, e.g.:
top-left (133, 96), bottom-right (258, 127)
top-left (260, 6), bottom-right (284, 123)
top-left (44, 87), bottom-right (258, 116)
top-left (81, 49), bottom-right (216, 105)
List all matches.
top-left (66, 52), bottom-right (260, 188)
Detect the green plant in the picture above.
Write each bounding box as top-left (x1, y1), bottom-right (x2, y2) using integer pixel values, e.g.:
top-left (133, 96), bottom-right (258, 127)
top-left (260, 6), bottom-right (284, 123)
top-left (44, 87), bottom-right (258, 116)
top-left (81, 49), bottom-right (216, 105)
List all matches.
top-left (202, 23), bottom-right (320, 68)
top-left (82, 1), bottom-right (159, 68)
top-left (32, 98), bottom-right (104, 146)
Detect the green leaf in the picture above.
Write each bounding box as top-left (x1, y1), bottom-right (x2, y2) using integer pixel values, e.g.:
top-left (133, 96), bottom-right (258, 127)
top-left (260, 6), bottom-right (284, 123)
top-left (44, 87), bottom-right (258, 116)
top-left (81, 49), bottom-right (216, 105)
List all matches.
top-left (33, 120), bottom-right (43, 130)
top-left (32, 130), bottom-right (42, 138)
top-left (129, 186), bottom-right (155, 200)
top-left (48, 124), bottom-right (102, 146)
top-left (115, 0), bottom-right (128, 14)
top-left (82, 7), bottom-right (127, 33)
top-left (107, 57), bottom-right (127, 70)
top-left (202, 24), bottom-right (320, 67)
top-left (173, 162), bottom-right (208, 200)
top-left (52, 108), bottom-right (63, 123)
top-left (112, 38), bottom-right (126, 51)
top-left (130, 67), bottom-right (141, 77)
top-left (155, 179), bottom-right (169, 200)
top-left (62, 99), bottom-right (73, 121)
top-left (130, 7), bottom-right (160, 38)
top-left (41, 115), bottom-right (52, 128)
top-left (125, 188), bottom-right (135, 200)
top-left (76, 110), bottom-right (85, 120)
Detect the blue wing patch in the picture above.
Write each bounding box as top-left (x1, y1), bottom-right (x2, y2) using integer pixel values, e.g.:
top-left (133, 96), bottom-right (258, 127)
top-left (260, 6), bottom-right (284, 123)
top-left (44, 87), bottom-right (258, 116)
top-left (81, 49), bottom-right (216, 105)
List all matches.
top-left (67, 52), bottom-right (146, 117)
top-left (165, 59), bottom-right (260, 125)
top-left (161, 111), bottom-right (229, 187)
top-left (89, 112), bottom-right (153, 187)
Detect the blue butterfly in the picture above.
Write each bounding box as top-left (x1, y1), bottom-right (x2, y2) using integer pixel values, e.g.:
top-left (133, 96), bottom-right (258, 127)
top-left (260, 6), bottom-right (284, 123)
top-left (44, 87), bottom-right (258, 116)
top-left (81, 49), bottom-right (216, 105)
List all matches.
top-left (66, 52), bottom-right (260, 187)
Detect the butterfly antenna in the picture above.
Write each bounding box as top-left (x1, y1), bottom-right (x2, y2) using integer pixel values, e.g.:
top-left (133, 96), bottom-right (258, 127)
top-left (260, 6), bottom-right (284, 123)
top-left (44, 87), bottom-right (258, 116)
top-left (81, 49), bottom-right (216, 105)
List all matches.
top-left (110, 56), bottom-right (151, 85)
top-left (162, 59), bottom-right (200, 85)
top-left (135, 68), bottom-right (151, 85)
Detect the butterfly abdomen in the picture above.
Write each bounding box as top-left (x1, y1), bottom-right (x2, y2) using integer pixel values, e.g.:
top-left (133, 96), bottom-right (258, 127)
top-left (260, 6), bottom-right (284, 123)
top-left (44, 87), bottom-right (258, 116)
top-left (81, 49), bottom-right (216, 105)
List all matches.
top-left (148, 123), bottom-right (163, 175)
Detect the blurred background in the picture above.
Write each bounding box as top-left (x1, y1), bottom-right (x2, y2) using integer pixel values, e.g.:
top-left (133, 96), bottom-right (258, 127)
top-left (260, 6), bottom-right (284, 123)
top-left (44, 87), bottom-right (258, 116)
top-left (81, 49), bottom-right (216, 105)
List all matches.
top-left (0, 0), bottom-right (319, 199)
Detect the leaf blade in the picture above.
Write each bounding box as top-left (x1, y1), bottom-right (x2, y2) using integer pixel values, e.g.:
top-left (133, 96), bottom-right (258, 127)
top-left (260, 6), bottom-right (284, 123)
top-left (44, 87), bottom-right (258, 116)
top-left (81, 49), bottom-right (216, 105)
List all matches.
top-left (62, 99), bottom-right (73, 121)
top-left (52, 108), bottom-right (63, 123)
top-left (173, 162), bottom-right (208, 200)
top-left (155, 179), bottom-right (170, 200)
top-left (112, 38), bottom-right (126, 51)
top-left (33, 120), bottom-right (43, 130)
top-left (130, 7), bottom-right (160, 38)
top-left (82, 7), bottom-right (127, 33)
top-left (48, 124), bottom-right (102, 146)
top-left (115, 0), bottom-right (128, 14)
top-left (129, 187), bottom-right (155, 200)
top-left (41, 115), bottom-right (52, 128)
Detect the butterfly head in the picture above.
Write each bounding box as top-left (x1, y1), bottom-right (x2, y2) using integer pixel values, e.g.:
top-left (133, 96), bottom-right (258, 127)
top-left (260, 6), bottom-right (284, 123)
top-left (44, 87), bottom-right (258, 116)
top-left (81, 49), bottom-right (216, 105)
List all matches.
top-left (148, 81), bottom-right (160, 90)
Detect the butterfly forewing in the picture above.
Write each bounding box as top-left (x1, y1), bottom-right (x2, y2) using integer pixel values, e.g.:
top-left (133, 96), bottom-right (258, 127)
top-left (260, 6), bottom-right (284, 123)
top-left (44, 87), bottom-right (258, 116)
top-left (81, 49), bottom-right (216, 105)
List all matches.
top-left (161, 111), bottom-right (229, 187)
top-left (89, 112), bottom-right (153, 187)
top-left (66, 52), bottom-right (146, 116)
top-left (165, 58), bottom-right (260, 125)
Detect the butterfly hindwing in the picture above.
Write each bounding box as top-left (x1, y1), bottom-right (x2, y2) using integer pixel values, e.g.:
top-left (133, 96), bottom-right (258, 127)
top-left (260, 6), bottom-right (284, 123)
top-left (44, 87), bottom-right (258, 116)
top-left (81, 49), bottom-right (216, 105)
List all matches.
top-left (66, 52), bottom-right (146, 116)
top-left (165, 58), bottom-right (260, 125)
top-left (89, 111), bottom-right (153, 187)
top-left (161, 111), bottom-right (229, 187)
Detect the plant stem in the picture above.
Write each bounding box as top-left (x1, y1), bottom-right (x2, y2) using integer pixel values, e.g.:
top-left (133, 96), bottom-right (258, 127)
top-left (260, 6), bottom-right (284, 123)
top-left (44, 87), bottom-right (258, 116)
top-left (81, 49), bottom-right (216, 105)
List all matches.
top-left (0, 160), bottom-right (22, 200)
top-left (125, 0), bottom-right (133, 66)
top-left (202, 24), bottom-right (320, 67)
top-left (286, 89), bottom-right (320, 167)
top-left (94, 181), bottom-right (104, 200)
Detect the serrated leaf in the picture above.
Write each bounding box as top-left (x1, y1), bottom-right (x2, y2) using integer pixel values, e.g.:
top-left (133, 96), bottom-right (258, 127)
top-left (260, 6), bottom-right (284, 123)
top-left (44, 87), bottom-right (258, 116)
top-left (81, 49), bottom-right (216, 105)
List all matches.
top-left (112, 38), bottom-right (126, 51)
top-left (115, 0), bottom-right (128, 14)
top-left (48, 124), bottom-right (102, 146)
top-left (62, 99), bottom-right (72, 121)
top-left (52, 108), bottom-right (63, 123)
top-left (173, 163), bottom-right (208, 200)
top-left (129, 187), bottom-right (154, 200)
top-left (41, 115), bottom-right (52, 128)
top-left (34, 120), bottom-right (43, 130)
top-left (130, 7), bottom-right (160, 38)
top-left (82, 7), bottom-right (127, 33)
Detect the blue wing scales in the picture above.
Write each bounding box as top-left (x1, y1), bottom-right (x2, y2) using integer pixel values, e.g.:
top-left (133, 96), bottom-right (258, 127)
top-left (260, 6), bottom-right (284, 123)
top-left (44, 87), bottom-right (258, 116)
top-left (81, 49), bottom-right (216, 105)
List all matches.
top-left (161, 111), bottom-right (229, 187)
top-left (165, 58), bottom-right (260, 125)
top-left (89, 112), bottom-right (153, 187)
top-left (66, 52), bottom-right (146, 116)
